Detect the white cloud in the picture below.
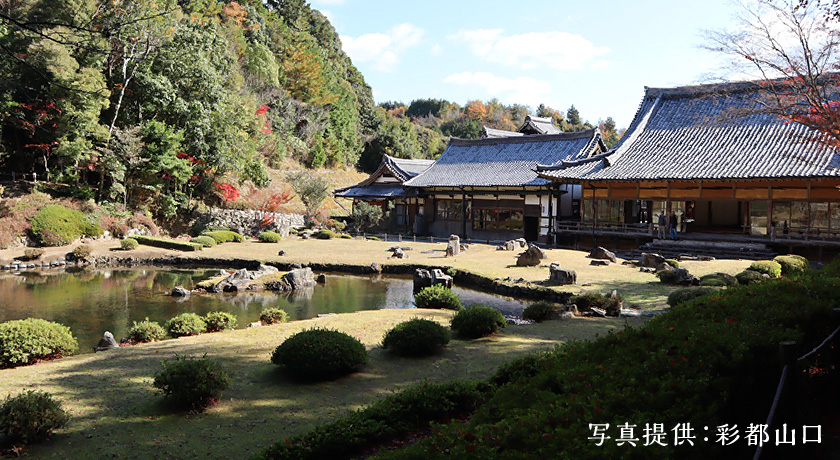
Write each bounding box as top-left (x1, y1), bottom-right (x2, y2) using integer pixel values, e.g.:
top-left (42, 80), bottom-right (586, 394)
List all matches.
top-left (430, 43), bottom-right (442, 56)
top-left (340, 23), bottom-right (424, 72)
top-left (448, 29), bottom-right (610, 71)
top-left (443, 71), bottom-right (552, 105)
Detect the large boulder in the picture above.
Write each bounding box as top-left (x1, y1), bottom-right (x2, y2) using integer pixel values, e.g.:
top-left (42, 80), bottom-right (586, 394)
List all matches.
top-left (516, 244), bottom-right (547, 267)
top-left (641, 252), bottom-right (667, 268)
top-left (549, 263), bottom-right (576, 285)
top-left (588, 246), bottom-right (617, 263)
top-left (446, 235), bottom-right (460, 257)
top-left (391, 248), bottom-right (408, 259)
top-left (93, 331), bottom-right (118, 352)
top-left (214, 265), bottom-right (279, 292)
top-left (171, 286), bottom-right (191, 297)
top-left (266, 267), bottom-right (317, 292)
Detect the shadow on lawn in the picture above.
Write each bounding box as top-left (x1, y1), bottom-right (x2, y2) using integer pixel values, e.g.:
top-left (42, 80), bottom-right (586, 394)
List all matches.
top-left (20, 321), bottom-right (596, 460)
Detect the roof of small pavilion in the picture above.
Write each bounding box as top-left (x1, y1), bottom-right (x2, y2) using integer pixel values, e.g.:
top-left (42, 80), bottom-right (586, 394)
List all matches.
top-left (335, 155), bottom-right (434, 199)
top-left (518, 115), bottom-right (563, 135)
top-left (480, 126), bottom-right (524, 138)
top-left (404, 129), bottom-right (606, 188)
top-left (536, 79), bottom-right (840, 182)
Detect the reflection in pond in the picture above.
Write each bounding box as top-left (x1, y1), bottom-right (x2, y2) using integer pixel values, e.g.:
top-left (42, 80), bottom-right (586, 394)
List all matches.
top-left (0, 267), bottom-right (527, 353)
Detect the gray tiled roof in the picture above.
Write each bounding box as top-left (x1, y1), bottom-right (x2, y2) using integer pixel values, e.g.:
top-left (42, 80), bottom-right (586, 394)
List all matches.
top-left (405, 129), bottom-right (605, 188)
top-left (518, 115), bottom-right (563, 135)
top-left (537, 81), bottom-right (840, 182)
top-left (335, 155), bottom-right (433, 198)
top-left (334, 184), bottom-right (415, 199)
top-left (481, 126), bottom-right (524, 138)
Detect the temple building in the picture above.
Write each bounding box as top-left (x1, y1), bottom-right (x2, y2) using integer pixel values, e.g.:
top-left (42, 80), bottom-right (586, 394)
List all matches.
top-left (536, 80), bottom-right (840, 250)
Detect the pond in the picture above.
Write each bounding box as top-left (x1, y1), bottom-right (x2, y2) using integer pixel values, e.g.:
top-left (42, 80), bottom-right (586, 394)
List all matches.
top-left (0, 267), bottom-right (529, 353)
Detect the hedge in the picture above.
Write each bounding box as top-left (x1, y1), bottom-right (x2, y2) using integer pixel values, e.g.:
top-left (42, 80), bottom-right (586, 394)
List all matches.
top-left (201, 230), bottom-right (244, 244)
top-left (132, 235), bottom-right (203, 251)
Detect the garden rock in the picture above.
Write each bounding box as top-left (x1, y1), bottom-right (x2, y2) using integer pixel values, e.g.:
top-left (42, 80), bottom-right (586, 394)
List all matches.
top-left (369, 262), bottom-right (382, 273)
top-left (642, 252), bottom-right (667, 268)
top-left (588, 246), bottom-right (617, 263)
top-left (278, 250), bottom-right (286, 256)
top-left (516, 244), bottom-right (547, 267)
top-left (549, 262), bottom-right (577, 285)
top-left (93, 331), bottom-right (119, 352)
top-left (266, 268), bottom-right (317, 292)
top-left (316, 274), bottom-right (326, 283)
top-left (674, 268), bottom-right (700, 286)
top-left (391, 248), bottom-right (408, 259)
top-left (656, 262), bottom-right (674, 272)
top-left (640, 267), bottom-right (657, 273)
top-left (413, 268), bottom-right (453, 291)
top-left (590, 259), bottom-right (611, 266)
top-left (171, 286), bottom-right (191, 297)
top-left (446, 235), bottom-right (460, 257)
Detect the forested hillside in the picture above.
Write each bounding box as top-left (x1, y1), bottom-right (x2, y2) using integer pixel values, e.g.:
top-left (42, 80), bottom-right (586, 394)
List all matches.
top-left (0, 0), bottom-right (375, 214)
top-left (0, 0), bottom-right (624, 217)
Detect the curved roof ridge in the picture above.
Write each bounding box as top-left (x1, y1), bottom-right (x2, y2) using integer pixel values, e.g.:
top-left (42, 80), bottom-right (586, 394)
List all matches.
top-left (450, 128), bottom-right (597, 147)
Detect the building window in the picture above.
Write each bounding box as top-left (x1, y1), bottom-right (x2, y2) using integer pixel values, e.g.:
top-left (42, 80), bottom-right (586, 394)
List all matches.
top-left (435, 200), bottom-right (463, 221)
top-left (832, 203), bottom-right (840, 231)
top-left (749, 201), bottom-right (768, 236)
top-left (473, 208), bottom-right (524, 231)
top-left (596, 200), bottom-right (623, 223)
top-left (810, 202), bottom-right (829, 230)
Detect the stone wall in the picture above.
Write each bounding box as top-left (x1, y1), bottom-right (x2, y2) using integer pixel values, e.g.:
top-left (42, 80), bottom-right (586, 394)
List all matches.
top-left (193, 208), bottom-right (305, 237)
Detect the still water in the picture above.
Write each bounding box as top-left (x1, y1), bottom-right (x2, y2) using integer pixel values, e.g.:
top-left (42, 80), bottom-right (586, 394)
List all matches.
top-left (0, 267), bottom-right (528, 352)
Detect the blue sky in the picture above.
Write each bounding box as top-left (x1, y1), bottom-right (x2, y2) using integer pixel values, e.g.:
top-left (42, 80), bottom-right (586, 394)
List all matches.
top-left (311, 0), bottom-right (743, 128)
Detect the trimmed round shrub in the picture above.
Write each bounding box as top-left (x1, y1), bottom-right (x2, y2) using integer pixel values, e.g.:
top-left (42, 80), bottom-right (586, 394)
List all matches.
top-left (569, 292), bottom-right (609, 311)
top-left (773, 254), bottom-right (809, 276)
top-left (128, 318), bottom-right (166, 343)
top-left (414, 285), bottom-right (462, 310)
top-left (367, 236), bottom-right (381, 241)
top-left (165, 313), bottom-right (207, 337)
top-left (153, 355), bottom-right (232, 412)
top-left (667, 286), bottom-right (719, 307)
top-left (120, 238), bottom-right (139, 250)
top-left (271, 328), bottom-right (368, 381)
top-left (340, 234), bottom-right (352, 239)
top-left (189, 235), bottom-right (216, 248)
top-left (382, 318), bottom-right (450, 356)
top-left (0, 318), bottom-right (78, 367)
top-left (736, 269), bottom-right (765, 285)
top-left (29, 204), bottom-right (101, 246)
top-left (698, 272), bottom-right (738, 287)
top-left (656, 269), bottom-right (679, 284)
top-left (258, 231), bottom-right (283, 243)
top-left (665, 259), bottom-right (680, 269)
top-left (0, 390), bottom-right (69, 445)
top-left (72, 244), bottom-right (93, 261)
top-left (260, 308), bottom-right (289, 324)
top-left (522, 301), bottom-right (560, 323)
top-left (204, 311), bottom-right (237, 332)
top-left (450, 304), bottom-right (506, 339)
top-left (749, 260), bottom-right (782, 278)
top-left (315, 229), bottom-right (337, 239)
top-left (201, 230), bottom-right (244, 244)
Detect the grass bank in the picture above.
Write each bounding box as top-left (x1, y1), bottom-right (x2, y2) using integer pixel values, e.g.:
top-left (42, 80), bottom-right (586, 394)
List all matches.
top-left (0, 309), bottom-right (646, 459)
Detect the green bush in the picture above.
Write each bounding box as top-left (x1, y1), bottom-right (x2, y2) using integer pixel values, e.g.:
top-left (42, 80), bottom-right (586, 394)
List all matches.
top-left (736, 269), bottom-right (765, 285)
top-left (72, 244), bottom-right (93, 261)
top-left (749, 260), bottom-right (782, 278)
top-left (699, 278), bottom-right (727, 287)
top-left (656, 269), bottom-right (679, 284)
top-left (271, 328), bottom-right (368, 381)
top-left (201, 230), bottom-right (244, 244)
top-left (258, 231), bottom-right (283, 243)
top-left (259, 308), bottom-right (289, 324)
top-left (29, 204), bottom-right (101, 246)
top-left (256, 381), bottom-right (489, 460)
top-left (569, 292), bottom-right (609, 311)
top-left (0, 390), bottom-right (69, 445)
top-left (489, 352), bottom-right (553, 387)
top-left (204, 311), bottom-right (237, 332)
top-left (367, 236), bottom-right (381, 241)
top-left (153, 355), bottom-right (232, 412)
top-left (414, 285), bottom-right (462, 310)
top-left (665, 258), bottom-right (680, 268)
top-left (521, 301), bottom-right (560, 323)
top-left (450, 304), bottom-right (506, 339)
top-left (315, 229), bottom-right (337, 239)
top-left (120, 238), bottom-right (139, 250)
top-left (0, 318), bottom-right (78, 367)
top-left (340, 234), bottom-right (352, 239)
top-left (22, 248), bottom-right (44, 260)
top-left (773, 254), bottom-right (809, 276)
top-left (128, 318), bottom-right (166, 343)
top-left (132, 235), bottom-right (202, 251)
top-left (165, 313), bottom-right (207, 337)
top-left (382, 318), bottom-right (450, 357)
top-left (698, 272), bottom-right (738, 287)
top-left (667, 286), bottom-right (719, 307)
top-left (189, 235), bottom-right (216, 248)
